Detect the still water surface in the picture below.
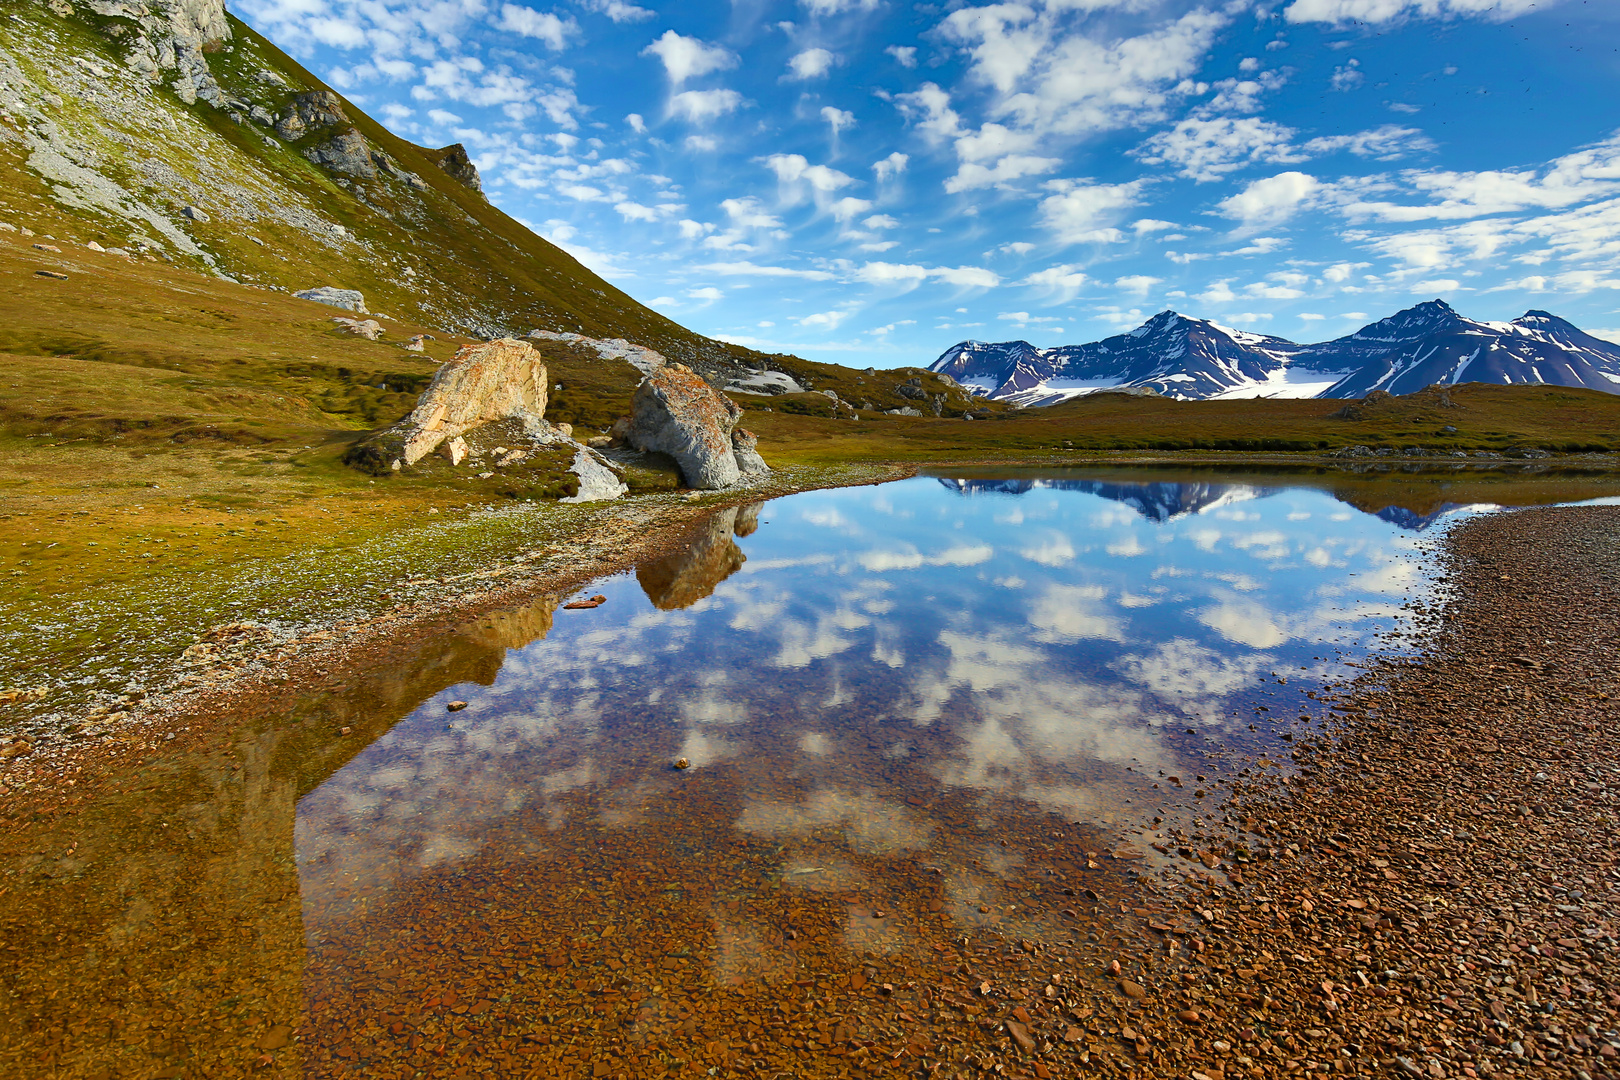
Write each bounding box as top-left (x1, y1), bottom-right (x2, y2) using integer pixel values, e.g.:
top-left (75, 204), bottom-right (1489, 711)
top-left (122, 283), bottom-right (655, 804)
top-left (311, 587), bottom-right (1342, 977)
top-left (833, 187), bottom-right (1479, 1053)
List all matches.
top-left (293, 472), bottom-right (1439, 1077)
top-left (8, 468), bottom-right (1617, 1080)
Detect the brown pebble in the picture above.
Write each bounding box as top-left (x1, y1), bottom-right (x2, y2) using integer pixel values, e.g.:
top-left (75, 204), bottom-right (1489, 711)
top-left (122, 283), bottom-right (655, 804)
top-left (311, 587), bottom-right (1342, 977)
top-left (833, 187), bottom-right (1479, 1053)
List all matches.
top-left (1120, 979), bottom-right (1146, 999)
top-left (447, 701), bottom-right (468, 712)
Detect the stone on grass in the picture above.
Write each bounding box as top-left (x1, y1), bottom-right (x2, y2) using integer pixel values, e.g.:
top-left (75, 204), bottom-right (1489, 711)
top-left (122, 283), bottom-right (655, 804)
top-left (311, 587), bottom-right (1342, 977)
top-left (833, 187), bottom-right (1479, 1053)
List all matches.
top-left (344, 338), bottom-right (547, 472)
top-left (332, 316), bottom-right (382, 340)
top-left (732, 428), bottom-right (769, 475)
top-left (296, 286), bottom-right (367, 313)
top-left (560, 449), bottom-right (628, 503)
top-left (625, 364), bottom-right (743, 490)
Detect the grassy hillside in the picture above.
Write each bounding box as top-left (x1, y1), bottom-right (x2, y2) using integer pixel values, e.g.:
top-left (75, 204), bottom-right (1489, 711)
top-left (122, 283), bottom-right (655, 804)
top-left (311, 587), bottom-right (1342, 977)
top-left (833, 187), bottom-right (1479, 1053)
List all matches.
top-left (0, 0), bottom-right (781, 371)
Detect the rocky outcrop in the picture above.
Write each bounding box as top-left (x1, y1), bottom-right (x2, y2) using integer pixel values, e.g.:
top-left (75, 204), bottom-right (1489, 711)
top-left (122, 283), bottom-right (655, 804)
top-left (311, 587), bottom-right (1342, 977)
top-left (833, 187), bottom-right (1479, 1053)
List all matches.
top-left (274, 90), bottom-right (348, 140)
top-left (732, 428), bottom-right (769, 475)
top-left (302, 129), bottom-right (377, 179)
top-left (529, 330), bottom-right (666, 376)
top-left (296, 286), bottom-right (367, 313)
top-left (75, 0), bottom-right (231, 105)
top-left (345, 338), bottom-right (547, 472)
top-left (625, 364), bottom-right (744, 490)
top-left (433, 144), bottom-right (483, 195)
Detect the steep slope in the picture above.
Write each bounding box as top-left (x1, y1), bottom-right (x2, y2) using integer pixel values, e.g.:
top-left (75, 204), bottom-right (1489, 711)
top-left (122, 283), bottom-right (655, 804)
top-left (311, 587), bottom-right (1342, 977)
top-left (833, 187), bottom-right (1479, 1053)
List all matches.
top-left (1310, 303), bottom-right (1620, 398)
top-left (933, 303), bottom-right (1620, 404)
top-left (0, 0), bottom-right (762, 374)
top-left (931, 312), bottom-right (1341, 405)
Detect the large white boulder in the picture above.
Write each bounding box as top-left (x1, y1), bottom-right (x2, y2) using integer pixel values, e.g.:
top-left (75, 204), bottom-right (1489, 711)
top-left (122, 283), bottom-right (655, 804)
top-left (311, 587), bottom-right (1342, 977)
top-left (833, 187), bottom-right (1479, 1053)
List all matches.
top-left (625, 365), bottom-right (744, 490)
top-left (346, 338), bottom-right (547, 472)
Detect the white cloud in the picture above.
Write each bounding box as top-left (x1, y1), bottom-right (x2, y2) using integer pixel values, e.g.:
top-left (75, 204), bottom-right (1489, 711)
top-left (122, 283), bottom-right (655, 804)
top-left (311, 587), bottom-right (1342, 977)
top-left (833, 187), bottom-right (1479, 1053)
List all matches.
top-left (1021, 264), bottom-right (1087, 301)
top-left (1302, 124), bottom-right (1434, 159)
top-left (1037, 179), bottom-right (1143, 245)
top-left (801, 0), bottom-right (882, 13)
top-left (945, 154), bottom-right (1064, 193)
top-left (625, 112), bottom-right (646, 133)
top-left (497, 5), bottom-right (578, 49)
top-left (830, 196), bottom-right (874, 223)
top-left (821, 106), bottom-right (856, 138)
top-left (642, 30), bottom-right (738, 85)
top-left (581, 0), bottom-right (654, 21)
top-left (762, 153), bottom-right (857, 195)
top-left (697, 261), bottom-right (837, 281)
top-left (1330, 59), bottom-right (1365, 92)
top-left (873, 152), bottom-right (909, 182)
top-left (886, 45), bottom-right (918, 68)
top-left (669, 89), bottom-right (744, 123)
top-left (1028, 585), bottom-right (1126, 643)
top-left (1217, 171), bottom-right (1320, 226)
top-left (1136, 116), bottom-right (1303, 183)
top-left (1284, 0), bottom-right (1547, 24)
top-left (787, 48), bottom-right (840, 80)
top-left (857, 262), bottom-right (1000, 289)
top-left (1115, 275), bottom-right (1161, 296)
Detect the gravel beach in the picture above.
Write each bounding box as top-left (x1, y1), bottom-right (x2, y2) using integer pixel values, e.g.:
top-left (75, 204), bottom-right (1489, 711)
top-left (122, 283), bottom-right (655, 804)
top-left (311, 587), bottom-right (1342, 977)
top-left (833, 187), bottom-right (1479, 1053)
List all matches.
top-left (1124, 505), bottom-right (1620, 1080)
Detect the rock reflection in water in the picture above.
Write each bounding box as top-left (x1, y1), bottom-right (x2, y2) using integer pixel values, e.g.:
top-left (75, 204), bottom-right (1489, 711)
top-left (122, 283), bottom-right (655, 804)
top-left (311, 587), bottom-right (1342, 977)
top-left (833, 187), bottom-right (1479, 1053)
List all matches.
top-left (0, 593), bottom-right (563, 1080)
top-left (636, 501), bottom-right (762, 609)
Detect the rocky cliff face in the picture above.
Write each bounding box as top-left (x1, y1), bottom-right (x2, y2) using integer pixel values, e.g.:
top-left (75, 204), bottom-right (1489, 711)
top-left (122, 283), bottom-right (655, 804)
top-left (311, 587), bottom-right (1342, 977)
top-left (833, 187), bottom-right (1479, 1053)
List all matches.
top-left (74, 0), bottom-right (231, 104)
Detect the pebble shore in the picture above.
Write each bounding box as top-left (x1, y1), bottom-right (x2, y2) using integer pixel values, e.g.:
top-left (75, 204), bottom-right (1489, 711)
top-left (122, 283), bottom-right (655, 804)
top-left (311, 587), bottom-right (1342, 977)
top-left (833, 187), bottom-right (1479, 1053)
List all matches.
top-left (1125, 505), bottom-right (1620, 1080)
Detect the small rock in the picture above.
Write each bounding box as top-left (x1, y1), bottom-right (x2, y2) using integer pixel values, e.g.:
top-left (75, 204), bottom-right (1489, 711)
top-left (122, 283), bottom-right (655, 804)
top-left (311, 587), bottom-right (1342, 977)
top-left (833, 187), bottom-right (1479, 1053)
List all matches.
top-left (85, 241), bottom-right (105, 252)
top-left (673, 758), bottom-right (691, 770)
top-left (1120, 979), bottom-right (1147, 999)
top-left (36, 270), bottom-right (68, 280)
top-left (339, 726), bottom-right (351, 735)
top-left (180, 205), bottom-right (210, 223)
top-left (447, 701), bottom-right (468, 712)
top-left (32, 243), bottom-right (62, 253)
top-left (1005, 1019), bottom-right (1035, 1053)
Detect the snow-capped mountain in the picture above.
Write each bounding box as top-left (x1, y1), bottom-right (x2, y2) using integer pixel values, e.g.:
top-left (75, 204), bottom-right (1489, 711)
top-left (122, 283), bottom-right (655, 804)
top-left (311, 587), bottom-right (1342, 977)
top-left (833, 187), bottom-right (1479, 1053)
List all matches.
top-left (931, 302), bottom-right (1620, 404)
top-left (1309, 304), bottom-right (1620, 397)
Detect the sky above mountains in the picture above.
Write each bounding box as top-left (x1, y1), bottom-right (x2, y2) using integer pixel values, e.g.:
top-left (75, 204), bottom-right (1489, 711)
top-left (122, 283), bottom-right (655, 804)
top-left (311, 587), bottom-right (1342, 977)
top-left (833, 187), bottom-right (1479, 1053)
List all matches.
top-left (230, 0), bottom-right (1620, 365)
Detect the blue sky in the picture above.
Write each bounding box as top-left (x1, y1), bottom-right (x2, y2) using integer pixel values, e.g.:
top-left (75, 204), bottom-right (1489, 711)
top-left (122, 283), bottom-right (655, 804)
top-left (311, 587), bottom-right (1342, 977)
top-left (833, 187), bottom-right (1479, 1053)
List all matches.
top-left (231, 0), bottom-right (1620, 364)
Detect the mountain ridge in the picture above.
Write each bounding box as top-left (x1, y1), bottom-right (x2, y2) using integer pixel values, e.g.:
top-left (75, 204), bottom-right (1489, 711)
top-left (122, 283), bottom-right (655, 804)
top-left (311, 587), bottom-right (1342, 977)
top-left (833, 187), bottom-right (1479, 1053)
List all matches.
top-left (932, 301), bottom-right (1620, 405)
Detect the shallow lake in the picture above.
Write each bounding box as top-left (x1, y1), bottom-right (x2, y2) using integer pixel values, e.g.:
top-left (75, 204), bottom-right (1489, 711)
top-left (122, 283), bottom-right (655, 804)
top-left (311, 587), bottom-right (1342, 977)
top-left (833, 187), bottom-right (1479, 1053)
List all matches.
top-left (7, 466), bottom-right (1618, 1079)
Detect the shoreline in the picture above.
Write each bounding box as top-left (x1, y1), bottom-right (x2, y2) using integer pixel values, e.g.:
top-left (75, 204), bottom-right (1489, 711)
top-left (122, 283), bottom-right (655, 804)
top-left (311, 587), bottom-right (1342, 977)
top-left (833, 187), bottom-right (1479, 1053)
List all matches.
top-left (0, 462), bottom-right (915, 823)
top-left (1120, 504), bottom-right (1620, 1080)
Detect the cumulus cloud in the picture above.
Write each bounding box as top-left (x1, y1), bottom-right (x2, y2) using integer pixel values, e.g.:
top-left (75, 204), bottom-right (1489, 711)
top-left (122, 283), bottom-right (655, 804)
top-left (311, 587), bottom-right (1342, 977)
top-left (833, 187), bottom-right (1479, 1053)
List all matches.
top-left (1037, 179), bottom-right (1143, 245)
top-left (581, 0), bottom-right (654, 21)
top-left (1217, 171), bottom-right (1320, 226)
top-left (642, 30), bottom-right (738, 85)
top-left (787, 48), bottom-right (840, 79)
top-left (873, 152), bottom-right (909, 182)
top-left (669, 89), bottom-right (744, 123)
top-left (1137, 118), bottom-right (1431, 182)
top-left (886, 45), bottom-right (918, 68)
top-left (857, 262), bottom-right (1001, 289)
top-left (497, 5), bottom-right (578, 49)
